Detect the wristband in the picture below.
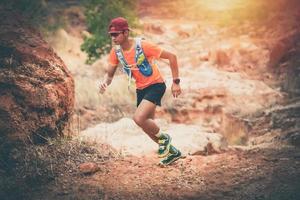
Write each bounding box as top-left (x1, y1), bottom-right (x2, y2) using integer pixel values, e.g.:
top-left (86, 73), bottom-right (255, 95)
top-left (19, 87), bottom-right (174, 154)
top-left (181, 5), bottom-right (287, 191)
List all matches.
top-left (173, 78), bottom-right (180, 84)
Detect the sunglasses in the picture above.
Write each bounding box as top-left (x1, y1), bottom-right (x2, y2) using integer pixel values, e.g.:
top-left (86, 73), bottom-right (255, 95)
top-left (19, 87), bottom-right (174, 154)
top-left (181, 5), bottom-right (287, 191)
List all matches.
top-left (109, 31), bottom-right (124, 37)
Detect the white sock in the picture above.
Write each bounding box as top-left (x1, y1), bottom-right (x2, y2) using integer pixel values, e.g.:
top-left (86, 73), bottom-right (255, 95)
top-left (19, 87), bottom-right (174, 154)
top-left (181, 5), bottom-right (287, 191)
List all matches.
top-left (155, 131), bottom-right (163, 138)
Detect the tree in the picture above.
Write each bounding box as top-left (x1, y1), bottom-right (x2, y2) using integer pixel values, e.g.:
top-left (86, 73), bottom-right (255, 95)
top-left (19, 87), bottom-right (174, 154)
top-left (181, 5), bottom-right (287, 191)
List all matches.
top-left (81, 0), bottom-right (138, 64)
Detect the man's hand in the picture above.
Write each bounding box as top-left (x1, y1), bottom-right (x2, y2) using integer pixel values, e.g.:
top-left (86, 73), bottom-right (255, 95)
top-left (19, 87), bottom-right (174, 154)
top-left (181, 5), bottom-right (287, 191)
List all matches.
top-left (99, 74), bottom-right (113, 94)
top-left (171, 83), bottom-right (181, 98)
top-left (99, 81), bottom-right (108, 94)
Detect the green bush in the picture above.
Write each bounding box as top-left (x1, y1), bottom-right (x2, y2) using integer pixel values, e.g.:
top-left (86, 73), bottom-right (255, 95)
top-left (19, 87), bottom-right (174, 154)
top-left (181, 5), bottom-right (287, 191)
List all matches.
top-left (81, 0), bottom-right (139, 64)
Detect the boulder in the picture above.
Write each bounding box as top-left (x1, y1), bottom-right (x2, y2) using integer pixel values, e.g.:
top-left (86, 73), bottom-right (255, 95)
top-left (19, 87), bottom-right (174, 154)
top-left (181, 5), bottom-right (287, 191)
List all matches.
top-left (79, 162), bottom-right (99, 175)
top-left (0, 8), bottom-right (74, 143)
top-left (80, 118), bottom-right (228, 156)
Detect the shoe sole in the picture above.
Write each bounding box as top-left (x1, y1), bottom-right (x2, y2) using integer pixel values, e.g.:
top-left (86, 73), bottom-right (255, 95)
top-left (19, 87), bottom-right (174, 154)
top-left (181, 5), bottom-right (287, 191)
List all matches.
top-left (158, 135), bottom-right (172, 158)
top-left (159, 152), bottom-right (182, 166)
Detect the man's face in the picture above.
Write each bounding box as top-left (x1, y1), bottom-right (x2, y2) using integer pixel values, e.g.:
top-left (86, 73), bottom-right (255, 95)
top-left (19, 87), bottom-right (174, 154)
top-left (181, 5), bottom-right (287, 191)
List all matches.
top-left (109, 30), bottom-right (128, 45)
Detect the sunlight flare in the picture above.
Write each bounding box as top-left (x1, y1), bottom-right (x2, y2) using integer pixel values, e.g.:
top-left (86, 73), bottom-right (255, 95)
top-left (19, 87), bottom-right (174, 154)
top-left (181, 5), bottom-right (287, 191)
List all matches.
top-left (200, 0), bottom-right (246, 11)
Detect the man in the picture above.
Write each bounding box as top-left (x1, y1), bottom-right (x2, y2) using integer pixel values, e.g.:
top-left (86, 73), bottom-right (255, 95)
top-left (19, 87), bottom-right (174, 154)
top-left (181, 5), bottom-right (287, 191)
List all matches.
top-left (99, 17), bottom-right (182, 165)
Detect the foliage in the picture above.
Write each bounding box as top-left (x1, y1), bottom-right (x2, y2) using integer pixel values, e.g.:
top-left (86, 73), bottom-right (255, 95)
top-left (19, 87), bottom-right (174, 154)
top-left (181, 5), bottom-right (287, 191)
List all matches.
top-left (81, 0), bottom-right (139, 64)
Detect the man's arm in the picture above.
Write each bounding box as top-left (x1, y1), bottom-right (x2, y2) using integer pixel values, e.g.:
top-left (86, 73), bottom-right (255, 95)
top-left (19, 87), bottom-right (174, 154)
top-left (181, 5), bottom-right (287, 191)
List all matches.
top-left (160, 50), bottom-right (179, 79)
top-left (99, 64), bottom-right (118, 94)
top-left (105, 64), bottom-right (118, 85)
top-left (159, 50), bottom-right (181, 98)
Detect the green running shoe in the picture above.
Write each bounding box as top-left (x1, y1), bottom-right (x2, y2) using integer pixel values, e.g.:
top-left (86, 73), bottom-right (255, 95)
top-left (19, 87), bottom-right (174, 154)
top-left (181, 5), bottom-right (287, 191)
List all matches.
top-left (157, 133), bottom-right (172, 158)
top-left (159, 148), bottom-right (182, 166)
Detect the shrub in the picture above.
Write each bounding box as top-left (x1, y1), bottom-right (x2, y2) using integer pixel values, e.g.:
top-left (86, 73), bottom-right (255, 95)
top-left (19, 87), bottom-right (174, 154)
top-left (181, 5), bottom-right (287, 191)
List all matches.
top-left (81, 0), bottom-right (139, 64)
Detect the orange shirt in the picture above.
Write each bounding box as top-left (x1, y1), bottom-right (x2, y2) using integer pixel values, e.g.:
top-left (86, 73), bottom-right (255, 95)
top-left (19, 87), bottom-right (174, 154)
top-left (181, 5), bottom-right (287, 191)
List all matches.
top-left (109, 40), bottom-right (164, 89)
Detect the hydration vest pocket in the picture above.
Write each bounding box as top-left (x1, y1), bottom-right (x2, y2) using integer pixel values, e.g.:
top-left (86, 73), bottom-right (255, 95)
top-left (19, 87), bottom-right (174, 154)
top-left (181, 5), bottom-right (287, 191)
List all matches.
top-left (136, 53), bottom-right (153, 76)
top-left (135, 38), bottom-right (153, 77)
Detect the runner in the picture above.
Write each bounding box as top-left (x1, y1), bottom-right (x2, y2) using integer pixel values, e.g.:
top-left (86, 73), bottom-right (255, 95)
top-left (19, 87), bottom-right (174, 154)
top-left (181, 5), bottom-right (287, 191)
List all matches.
top-left (99, 17), bottom-right (182, 165)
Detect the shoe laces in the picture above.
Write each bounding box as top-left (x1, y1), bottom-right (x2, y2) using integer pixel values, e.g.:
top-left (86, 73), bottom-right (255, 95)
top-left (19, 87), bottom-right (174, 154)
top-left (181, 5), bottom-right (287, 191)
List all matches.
top-left (159, 146), bottom-right (165, 150)
top-left (158, 139), bottom-right (166, 144)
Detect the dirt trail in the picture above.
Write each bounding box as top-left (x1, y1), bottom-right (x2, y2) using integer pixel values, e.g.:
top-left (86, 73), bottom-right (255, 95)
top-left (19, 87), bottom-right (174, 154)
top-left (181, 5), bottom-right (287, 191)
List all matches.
top-left (85, 148), bottom-right (300, 200)
top-left (39, 147), bottom-right (299, 200)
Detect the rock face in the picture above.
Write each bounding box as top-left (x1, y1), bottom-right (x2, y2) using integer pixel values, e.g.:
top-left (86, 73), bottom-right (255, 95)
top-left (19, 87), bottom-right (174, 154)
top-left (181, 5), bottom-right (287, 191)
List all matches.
top-left (250, 32), bottom-right (300, 147)
top-left (0, 8), bottom-right (74, 143)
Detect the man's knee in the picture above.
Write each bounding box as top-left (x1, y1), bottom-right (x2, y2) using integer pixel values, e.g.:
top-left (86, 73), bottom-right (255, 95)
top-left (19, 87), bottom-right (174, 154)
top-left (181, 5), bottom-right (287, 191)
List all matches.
top-left (133, 114), bottom-right (146, 127)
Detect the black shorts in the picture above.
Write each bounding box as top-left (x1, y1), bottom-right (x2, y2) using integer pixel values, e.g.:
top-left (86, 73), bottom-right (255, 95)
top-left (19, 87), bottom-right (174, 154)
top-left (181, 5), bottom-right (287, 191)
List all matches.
top-left (136, 82), bottom-right (166, 107)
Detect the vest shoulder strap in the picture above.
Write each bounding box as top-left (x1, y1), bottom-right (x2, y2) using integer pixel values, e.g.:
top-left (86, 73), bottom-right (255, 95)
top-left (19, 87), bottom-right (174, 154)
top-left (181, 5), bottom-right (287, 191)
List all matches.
top-left (115, 45), bottom-right (131, 76)
top-left (135, 37), bottom-right (142, 50)
top-left (115, 45), bottom-right (128, 67)
top-left (135, 37), bottom-right (145, 63)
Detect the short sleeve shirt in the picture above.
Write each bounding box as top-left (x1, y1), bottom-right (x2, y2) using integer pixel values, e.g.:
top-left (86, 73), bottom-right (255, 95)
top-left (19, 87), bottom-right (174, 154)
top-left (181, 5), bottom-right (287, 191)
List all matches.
top-left (109, 40), bottom-right (164, 89)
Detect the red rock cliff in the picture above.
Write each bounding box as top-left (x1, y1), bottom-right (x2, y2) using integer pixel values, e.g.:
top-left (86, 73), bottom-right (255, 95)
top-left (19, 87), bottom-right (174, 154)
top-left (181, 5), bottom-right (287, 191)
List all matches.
top-left (0, 8), bottom-right (74, 143)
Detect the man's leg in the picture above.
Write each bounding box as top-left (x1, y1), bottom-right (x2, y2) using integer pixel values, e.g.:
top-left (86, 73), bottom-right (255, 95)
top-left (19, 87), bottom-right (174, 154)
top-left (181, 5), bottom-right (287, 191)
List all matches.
top-left (149, 104), bottom-right (155, 120)
top-left (133, 99), bottom-right (160, 143)
top-left (133, 99), bottom-right (172, 158)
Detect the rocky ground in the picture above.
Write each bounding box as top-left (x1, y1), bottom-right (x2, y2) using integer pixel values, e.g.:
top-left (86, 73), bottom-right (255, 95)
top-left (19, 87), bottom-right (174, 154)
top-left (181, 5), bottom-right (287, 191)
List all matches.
top-left (78, 147), bottom-right (300, 200)
top-left (13, 144), bottom-right (300, 200)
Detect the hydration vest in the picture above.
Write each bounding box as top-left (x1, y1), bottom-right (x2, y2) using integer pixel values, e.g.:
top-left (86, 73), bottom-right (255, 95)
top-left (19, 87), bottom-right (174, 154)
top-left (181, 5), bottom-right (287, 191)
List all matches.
top-left (115, 38), bottom-right (153, 78)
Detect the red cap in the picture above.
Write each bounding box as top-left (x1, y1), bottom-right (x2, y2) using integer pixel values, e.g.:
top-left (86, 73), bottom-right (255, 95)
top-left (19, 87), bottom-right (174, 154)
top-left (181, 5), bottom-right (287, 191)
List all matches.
top-left (108, 17), bottom-right (129, 33)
